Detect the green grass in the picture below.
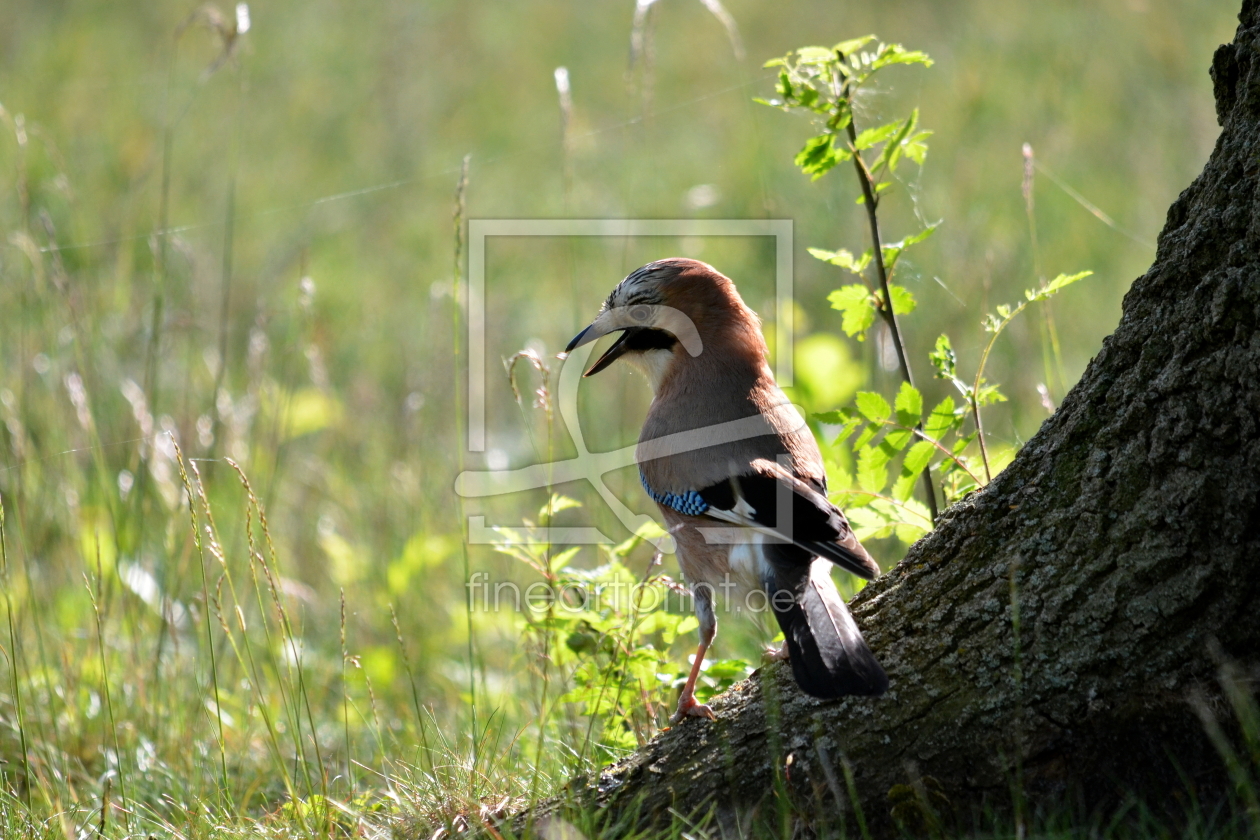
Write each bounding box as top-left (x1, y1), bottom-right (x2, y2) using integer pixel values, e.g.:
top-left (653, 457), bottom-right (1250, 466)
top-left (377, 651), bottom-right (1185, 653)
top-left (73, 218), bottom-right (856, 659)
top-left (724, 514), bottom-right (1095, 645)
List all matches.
top-left (0, 0), bottom-right (1248, 836)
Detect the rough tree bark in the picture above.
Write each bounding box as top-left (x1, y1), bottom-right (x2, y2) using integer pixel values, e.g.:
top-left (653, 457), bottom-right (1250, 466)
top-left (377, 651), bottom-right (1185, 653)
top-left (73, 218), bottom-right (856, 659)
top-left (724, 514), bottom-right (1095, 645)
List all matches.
top-left (534, 2), bottom-right (1260, 834)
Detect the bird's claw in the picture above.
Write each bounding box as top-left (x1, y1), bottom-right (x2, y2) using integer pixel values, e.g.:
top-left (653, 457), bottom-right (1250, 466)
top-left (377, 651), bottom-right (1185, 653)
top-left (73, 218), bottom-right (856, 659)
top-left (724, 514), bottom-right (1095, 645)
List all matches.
top-left (762, 643), bottom-right (790, 663)
top-left (670, 696), bottom-right (716, 724)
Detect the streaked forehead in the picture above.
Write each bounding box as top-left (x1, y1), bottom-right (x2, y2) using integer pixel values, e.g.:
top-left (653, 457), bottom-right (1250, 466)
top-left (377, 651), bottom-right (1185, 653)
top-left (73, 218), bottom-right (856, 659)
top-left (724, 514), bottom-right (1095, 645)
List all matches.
top-left (604, 261), bottom-right (669, 310)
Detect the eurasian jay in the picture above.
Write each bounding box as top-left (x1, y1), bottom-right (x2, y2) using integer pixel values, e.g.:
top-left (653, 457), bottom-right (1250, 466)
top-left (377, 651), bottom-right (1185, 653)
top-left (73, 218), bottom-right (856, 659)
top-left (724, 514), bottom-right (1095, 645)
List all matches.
top-left (565, 258), bottom-right (888, 723)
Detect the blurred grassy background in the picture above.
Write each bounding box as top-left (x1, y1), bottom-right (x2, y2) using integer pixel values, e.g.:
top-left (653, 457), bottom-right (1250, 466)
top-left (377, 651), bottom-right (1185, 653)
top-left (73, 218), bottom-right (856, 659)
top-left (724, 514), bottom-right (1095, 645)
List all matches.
top-left (0, 0), bottom-right (1241, 833)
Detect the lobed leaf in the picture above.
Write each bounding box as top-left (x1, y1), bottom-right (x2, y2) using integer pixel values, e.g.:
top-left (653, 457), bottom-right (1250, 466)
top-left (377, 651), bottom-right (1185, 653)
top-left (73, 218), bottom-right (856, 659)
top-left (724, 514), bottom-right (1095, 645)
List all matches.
top-left (887, 284), bottom-right (917, 315)
top-left (827, 284), bottom-right (878, 338)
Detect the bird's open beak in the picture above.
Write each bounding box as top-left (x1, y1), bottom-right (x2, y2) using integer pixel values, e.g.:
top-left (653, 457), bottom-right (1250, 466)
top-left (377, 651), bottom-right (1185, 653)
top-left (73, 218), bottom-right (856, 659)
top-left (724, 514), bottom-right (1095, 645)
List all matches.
top-left (565, 318), bottom-right (643, 377)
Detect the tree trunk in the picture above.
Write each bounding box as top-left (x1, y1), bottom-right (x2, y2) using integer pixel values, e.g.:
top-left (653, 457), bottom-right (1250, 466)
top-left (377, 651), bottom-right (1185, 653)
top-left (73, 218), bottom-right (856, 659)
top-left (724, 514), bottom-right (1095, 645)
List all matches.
top-left (531, 2), bottom-right (1260, 834)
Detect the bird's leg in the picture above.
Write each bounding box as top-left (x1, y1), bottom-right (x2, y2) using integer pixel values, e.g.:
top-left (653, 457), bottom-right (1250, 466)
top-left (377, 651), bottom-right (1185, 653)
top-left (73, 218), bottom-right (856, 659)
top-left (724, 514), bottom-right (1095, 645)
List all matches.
top-left (672, 586), bottom-right (717, 724)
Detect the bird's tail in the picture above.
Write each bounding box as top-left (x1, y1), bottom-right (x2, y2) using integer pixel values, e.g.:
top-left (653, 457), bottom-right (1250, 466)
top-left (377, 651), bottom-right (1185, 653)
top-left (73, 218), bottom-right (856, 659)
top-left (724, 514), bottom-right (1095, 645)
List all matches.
top-left (770, 559), bottom-right (888, 698)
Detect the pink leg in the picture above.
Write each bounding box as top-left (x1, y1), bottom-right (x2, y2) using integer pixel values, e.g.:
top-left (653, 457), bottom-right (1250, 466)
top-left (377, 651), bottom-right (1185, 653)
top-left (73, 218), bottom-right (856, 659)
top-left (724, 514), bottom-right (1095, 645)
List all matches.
top-left (671, 587), bottom-right (717, 724)
top-left (671, 641), bottom-right (716, 723)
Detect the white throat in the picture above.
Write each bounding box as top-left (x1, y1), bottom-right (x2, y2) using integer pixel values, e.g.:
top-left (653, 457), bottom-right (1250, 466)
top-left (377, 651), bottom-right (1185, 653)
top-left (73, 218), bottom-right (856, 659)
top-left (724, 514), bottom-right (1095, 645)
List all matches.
top-left (625, 349), bottom-right (675, 393)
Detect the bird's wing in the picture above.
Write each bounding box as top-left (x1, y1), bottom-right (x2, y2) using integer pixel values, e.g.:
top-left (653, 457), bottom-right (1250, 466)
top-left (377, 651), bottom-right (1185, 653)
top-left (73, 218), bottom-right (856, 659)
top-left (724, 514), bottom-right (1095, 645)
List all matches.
top-left (694, 458), bottom-right (880, 580)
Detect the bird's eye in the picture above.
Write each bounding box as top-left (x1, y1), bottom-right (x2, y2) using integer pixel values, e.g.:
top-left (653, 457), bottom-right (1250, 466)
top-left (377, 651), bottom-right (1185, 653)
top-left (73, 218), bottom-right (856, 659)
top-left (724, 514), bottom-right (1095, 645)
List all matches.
top-left (630, 305), bottom-right (651, 322)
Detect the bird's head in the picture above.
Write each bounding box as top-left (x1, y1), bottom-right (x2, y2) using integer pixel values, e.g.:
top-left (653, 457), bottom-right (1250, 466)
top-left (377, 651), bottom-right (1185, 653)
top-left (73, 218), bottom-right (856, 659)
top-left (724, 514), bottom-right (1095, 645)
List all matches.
top-left (564, 258), bottom-right (765, 386)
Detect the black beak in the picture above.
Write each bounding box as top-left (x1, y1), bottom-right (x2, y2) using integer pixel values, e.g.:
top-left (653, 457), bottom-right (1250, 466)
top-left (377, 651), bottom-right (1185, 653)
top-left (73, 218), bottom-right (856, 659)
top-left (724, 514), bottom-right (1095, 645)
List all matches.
top-left (582, 328), bottom-right (644, 377)
top-left (564, 326), bottom-right (590, 354)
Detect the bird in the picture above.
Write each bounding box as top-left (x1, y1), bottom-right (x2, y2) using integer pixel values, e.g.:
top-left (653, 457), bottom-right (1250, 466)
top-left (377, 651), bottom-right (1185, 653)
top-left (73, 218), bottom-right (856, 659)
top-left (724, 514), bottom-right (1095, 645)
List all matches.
top-left (565, 258), bottom-right (888, 723)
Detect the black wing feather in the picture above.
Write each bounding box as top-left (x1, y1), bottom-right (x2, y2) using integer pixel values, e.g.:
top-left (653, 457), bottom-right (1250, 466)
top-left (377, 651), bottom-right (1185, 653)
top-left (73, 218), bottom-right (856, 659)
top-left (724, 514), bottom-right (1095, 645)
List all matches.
top-left (697, 471), bottom-right (880, 580)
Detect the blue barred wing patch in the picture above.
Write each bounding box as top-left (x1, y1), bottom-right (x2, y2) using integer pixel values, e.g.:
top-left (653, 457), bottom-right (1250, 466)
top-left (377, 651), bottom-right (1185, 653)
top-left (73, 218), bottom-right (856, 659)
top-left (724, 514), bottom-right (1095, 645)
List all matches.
top-left (640, 472), bottom-right (709, 517)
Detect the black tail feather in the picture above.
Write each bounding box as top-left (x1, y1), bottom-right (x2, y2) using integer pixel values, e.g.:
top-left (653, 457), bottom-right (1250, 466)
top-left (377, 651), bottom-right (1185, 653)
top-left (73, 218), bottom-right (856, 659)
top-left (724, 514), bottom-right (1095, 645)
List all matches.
top-left (770, 559), bottom-right (887, 698)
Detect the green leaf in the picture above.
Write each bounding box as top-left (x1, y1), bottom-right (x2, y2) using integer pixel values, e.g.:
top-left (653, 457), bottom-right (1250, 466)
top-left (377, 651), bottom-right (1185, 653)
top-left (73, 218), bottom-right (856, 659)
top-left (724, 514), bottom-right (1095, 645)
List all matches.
top-left (548, 546), bottom-right (581, 573)
top-left (894, 499), bottom-right (933, 543)
top-left (854, 391), bottom-right (891, 423)
top-left (929, 334), bottom-right (957, 380)
top-left (872, 109), bottom-right (917, 175)
top-left (923, 396), bottom-right (958, 440)
top-left (887, 284), bottom-right (917, 315)
top-left (777, 69), bottom-right (794, 101)
top-left (870, 44), bottom-right (933, 70)
top-left (853, 421), bottom-right (879, 450)
top-left (1028, 270), bottom-right (1093, 302)
top-left (794, 134), bottom-right (849, 179)
top-left (848, 505), bottom-right (896, 541)
top-left (809, 247), bottom-right (871, 275)
top-left (796, 46), bottom-right (837, 65)
top-left (857, 444), bottom-right (892, 492)
top-left (894, 382), bottom-right (922, 427)
top-left (703, 659), bottom-right (752, 682)
top-left (853, 121), bottom-right (901, 151)
top-left (832, 35), bottom-right (877, 58)
top-left (543, 494), bottom-right (582, 517)
top-left (975, 382), bottom-right (1007, 406)
top-left (812, 409), bottom-right (845, 425)
top-left (882, 222), bottom-right (939, 272)
top-left (883, 428), bottom-right (913, 452)
top-left (827, 284), bottom-right (877, 338)
top-left (951, 430), bottom-right (979, 455)
top-left (893, 439), bottom-right (936, 501)
top-left (903, 130), bottom-right (932, 164)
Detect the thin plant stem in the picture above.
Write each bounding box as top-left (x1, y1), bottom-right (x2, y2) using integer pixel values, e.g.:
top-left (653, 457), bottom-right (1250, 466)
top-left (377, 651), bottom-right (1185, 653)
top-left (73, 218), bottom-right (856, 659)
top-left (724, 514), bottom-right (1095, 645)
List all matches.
top-left (340, 590), bottom-right (354, 803)
top-left (173, 444), bottom-right (231, 806)
top-left (836, 61), bottom-right (939, 523)
top-left (969, 297), bottom-right (1036, 482)
top-left (449, 154), bottom-right (479, 766)
top-left (1024, 143), bottom-right (1068, 397)
top-left (226, 459), bottom-right (327, 802)
top-left (389, 604), bottom-right (433, 777)
top-left (86, 554), bottom-right (130, 835)
top-left (0, 495), bottom-right (31, 809)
